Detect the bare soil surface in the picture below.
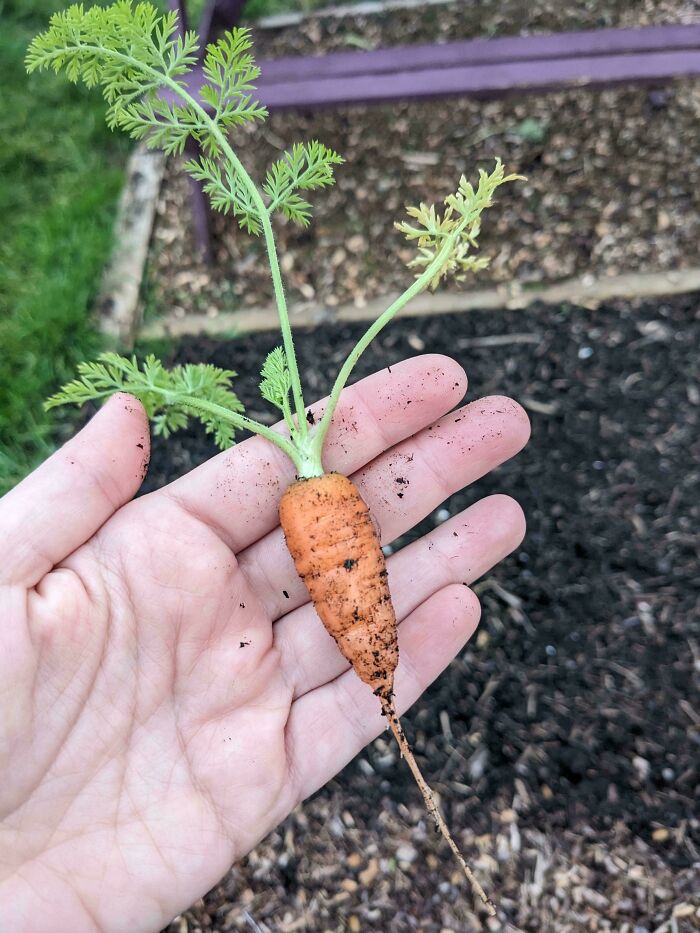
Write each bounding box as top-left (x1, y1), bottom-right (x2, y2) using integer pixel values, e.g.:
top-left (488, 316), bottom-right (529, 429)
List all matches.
top-left (146, 0), bottom-right (700, 324)
top-left (150, 292), bottom-right (700, 931)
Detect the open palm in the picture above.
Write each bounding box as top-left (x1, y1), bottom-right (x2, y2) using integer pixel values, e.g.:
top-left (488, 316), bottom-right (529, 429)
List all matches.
top-left (0, 355), bottom-right (529, 932)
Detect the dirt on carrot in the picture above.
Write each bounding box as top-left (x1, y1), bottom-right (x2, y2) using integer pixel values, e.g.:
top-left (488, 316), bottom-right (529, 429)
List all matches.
top-left (279, 471), bottom-right (398, 700)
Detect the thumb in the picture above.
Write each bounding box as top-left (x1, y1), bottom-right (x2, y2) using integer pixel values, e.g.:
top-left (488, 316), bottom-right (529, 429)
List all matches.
top-left (0, 393), bottom-right (150, 587)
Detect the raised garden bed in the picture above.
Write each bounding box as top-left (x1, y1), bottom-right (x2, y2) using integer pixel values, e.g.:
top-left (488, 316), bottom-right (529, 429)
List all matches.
top-left (148, 72), bottom-right (700, 324)
top-left (153, 291), bottom-right (700, 931)
top-left (144, 0), bottom-right (700, 329)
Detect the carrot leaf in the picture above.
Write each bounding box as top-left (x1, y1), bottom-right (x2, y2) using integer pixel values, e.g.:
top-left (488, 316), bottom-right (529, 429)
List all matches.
top-left (199, 28), bottom-right (268, 149)
top-left (26, 3), bottom-right (199, 137)
top-left (184, 155), bottom-right (262, 233)
top-left (395, 158), bottom-right (524, 289)
top-left (259, 347), bottom-right (292, 412)
top-left (45, 352), bottom-right (244, 448)
top-left (263, 141), bottom-right (344, 226)
top-left (27, 5), bottom-right (267, 230)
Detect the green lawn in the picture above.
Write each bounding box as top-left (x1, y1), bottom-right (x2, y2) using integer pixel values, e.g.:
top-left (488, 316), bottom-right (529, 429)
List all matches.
top-left (0, 0), bottom-right (130, 492)
top-left (246, 0), bottom-right (343, 16)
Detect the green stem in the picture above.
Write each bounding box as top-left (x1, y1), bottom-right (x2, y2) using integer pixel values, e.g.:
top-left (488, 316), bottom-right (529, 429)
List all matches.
top-left (309, 229), bottom-right (464, 466)
top-left (159, 71), bottom-right (308, 438)
top-left (158, 74), bottom-right (308, 439)
top-left (261, 220), bottom-right (308, 440)
top-left (281, 394), bottom-right (296, 436)
top-left (175, 394), bottom-right (303, 472)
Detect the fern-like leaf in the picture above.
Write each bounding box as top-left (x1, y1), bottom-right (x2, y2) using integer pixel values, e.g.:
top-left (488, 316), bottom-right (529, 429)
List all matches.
top-left (199, 28), bottom-right (267, 154)
top-left (264, 141), bottom-right (344, 225)
top-left (45, 353), bottom-right (244, 449)
top-left (26, 2), bottom-right (266, 229)
top-left (184, 155), bottom-right (261, 233)
top-left (26, 2), bottom-right (200, 147)
top-left (259, 347), bottom-right (292, 412)
top-left (395, 158), bottom-right (524, 289)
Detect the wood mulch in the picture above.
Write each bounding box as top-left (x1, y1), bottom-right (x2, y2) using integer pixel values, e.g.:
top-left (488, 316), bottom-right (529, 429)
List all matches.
top-left (145, 0), bottom-right (700, 325)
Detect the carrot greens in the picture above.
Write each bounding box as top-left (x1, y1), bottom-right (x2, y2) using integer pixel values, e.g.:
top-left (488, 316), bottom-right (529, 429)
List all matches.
top-left (29, 0), bottom-right (520, 480)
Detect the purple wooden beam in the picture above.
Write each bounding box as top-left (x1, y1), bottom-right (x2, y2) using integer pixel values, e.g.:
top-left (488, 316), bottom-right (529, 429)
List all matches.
top-left (168, 0), bottom-right (189, 36)
top-left (249, 49), bottom-right (700, 110)
top-left (171, 25), bottom-right (700, 111)
top-left (168, 0), bottom-right (213, 262)
top-left (253, 24), bottom-right (700, 85)
top-left (199, 0), bottom-right (247, 45)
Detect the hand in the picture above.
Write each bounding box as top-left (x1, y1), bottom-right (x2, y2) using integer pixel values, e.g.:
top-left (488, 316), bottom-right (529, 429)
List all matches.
top-left (0, 355), bottom-right (529, 932)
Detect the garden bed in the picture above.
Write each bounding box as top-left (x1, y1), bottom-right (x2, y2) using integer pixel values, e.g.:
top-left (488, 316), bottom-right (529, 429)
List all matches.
top-left (251, 0), bottom-right (696, 54)
top-left (153, 291), bottom-right (700, 931)
top-left (146, 0), bottom-right (700, 326)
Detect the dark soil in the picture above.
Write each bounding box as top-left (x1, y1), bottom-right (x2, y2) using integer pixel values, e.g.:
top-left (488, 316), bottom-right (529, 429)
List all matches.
top-left (152, 292), bottom-right (700, 931)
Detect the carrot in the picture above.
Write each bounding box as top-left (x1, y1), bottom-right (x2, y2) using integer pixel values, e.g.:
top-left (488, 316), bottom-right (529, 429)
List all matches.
top-left (280, 472), bottom-right (496, 917)
top-left (279, 472), bottom-right (398, 699)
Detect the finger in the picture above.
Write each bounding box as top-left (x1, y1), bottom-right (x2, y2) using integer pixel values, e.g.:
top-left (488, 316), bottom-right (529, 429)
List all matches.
top-left (161, 355), bottom-right (467, 553)
top-left (277, 494), bottom-right (523, 699)
top-left (0, 394), bottom-right (150, 587)
top-left (239, 396), bottom-right (529, 620)
top-left (285, 583), bottom-right (481, 803)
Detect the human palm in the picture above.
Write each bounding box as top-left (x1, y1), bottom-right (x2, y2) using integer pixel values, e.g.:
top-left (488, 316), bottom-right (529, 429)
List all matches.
top-left (0, 356), bottom-right (529, 932)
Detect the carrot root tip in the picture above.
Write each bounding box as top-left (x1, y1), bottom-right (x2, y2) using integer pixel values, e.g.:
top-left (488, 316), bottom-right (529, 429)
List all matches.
top-left (380, 697), bottom-right (496, 917)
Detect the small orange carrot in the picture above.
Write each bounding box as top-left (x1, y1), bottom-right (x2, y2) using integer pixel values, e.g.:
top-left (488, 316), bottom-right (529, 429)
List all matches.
top-left (280, 472), bottom-right (496, 917)
top-left (279, 472), bottom-right (398, 699)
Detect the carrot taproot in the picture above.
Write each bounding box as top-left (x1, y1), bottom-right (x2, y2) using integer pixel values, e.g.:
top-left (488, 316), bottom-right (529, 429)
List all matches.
top-left (279, 472), bottom-right (398, 700)
top-left (279, 472), bottom-right (496, 917)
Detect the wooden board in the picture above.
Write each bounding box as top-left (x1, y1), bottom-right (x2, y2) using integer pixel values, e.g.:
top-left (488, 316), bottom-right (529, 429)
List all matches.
top-left (255, 24), bottom-right (700, 84)
top-left (253, 50), bottom-right (700, 109)
top-left (175, 24), bottom-right (700, 109)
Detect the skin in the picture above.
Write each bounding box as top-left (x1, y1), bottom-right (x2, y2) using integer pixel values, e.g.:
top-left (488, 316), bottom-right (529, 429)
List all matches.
top-left (0, 354), bottom-right (529, 932)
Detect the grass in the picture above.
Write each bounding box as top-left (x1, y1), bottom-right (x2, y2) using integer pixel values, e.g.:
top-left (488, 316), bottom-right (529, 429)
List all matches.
top-left (0, 0), bottom-right (128, 493)
top-left (246, 0), bottom-right (351, 16)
